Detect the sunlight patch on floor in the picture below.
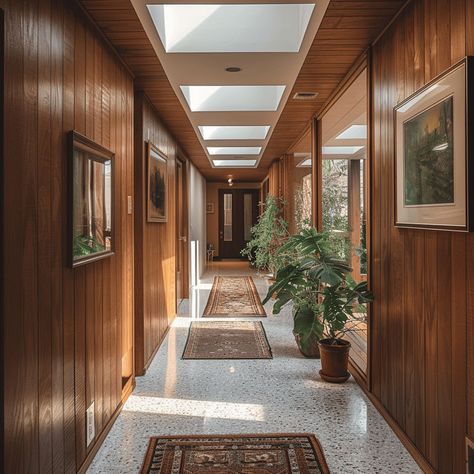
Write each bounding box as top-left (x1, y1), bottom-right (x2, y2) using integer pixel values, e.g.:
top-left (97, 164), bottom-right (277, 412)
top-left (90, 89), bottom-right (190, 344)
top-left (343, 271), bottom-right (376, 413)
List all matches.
top-left (123, 395), bottom-right (266, 422)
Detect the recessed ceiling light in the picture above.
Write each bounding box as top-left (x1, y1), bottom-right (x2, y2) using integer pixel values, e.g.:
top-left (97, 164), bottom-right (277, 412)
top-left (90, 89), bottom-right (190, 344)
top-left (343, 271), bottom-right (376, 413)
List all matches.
top-left (225, 67), bottom-right (241, 73)
top-left (208, 146), bottom-right (262, 156)
top-left (213, 159), bottom-right (257, 167)
top-left (322, 146), bottom-right (364, 155)
top-left (180, 85), bottom-right (286, 112)
top-left (336, 125), bottom-right (367, 140)
top-left (198, 125), bottom-right (270, 141)
top-left (147, 4), bottom-right (316, 53)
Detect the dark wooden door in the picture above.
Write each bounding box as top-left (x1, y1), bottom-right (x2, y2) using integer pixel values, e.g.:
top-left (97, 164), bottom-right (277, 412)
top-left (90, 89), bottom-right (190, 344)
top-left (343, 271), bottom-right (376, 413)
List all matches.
top-left (218, 189), bottom-right (259, 259)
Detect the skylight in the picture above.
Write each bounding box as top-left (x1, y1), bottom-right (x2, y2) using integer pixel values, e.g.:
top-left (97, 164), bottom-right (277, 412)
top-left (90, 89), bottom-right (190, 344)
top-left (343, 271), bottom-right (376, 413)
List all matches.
top-left (198, 125), bottom-right (270, 141)
top-left (322, 146), bottom-right (364, 155)
top-left (336, 125), bottom-right (367, 140)
top-left (180, 86), bottom-right (286, 112)
top-left (147, 4), bottom-right (316, 53)
top-left (213, 160), bottom-right (257, 167)
top-left (207, 147), bottom-right (262, 156)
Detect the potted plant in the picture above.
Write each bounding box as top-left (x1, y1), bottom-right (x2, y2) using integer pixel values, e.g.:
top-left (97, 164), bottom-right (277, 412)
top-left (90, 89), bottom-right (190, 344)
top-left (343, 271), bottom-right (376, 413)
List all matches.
top-left (316, 274), bottom-right (372, 382)
top-left (263, 227), bottom-right (372, 375)
top-left (241, 194), bottom-right (288, 279)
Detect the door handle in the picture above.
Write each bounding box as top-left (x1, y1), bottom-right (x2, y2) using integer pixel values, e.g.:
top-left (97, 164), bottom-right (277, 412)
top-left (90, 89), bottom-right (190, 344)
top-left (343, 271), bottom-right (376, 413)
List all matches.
top-left (179, 235), bottom-right (187, 242)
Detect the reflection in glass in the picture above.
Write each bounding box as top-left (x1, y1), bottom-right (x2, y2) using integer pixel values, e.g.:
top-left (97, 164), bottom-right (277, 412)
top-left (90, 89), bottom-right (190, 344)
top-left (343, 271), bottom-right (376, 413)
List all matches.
top-left (244, 193), bottom-right (253, 241)
top-left (320, 68), bottom-right (368, 374)
top-left (72, 148), bottom-right (112, 264)
top-left (223, 193), bottom-right (233, 241)
top-left (288, 129), bottom-right (312, 233)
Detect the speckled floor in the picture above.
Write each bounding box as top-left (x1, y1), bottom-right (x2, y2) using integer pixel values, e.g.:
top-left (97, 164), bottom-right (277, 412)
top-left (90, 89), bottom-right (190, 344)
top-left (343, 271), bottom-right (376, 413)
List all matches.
top-left (88, 262), bottom-right (420, 473)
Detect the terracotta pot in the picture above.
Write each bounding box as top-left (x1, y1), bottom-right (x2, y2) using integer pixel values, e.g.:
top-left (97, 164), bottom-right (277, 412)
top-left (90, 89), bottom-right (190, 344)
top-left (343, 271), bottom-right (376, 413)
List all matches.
top-left (294, 333), bottom-right (320, 358)
top-left (318, 338), bottom-right (351, 383)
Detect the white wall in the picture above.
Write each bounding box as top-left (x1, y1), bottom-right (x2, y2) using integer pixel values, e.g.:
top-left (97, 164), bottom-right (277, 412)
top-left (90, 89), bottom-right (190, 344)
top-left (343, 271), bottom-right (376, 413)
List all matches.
top-left (188, 162), bottom-right (207, 287)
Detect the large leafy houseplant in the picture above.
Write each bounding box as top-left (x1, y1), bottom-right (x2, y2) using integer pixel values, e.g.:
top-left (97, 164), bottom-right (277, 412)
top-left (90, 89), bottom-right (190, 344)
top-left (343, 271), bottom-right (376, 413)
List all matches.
top-left (263, 227), bottom-right (373, 378)
top-left (241, 195), bottom-right (288, 277)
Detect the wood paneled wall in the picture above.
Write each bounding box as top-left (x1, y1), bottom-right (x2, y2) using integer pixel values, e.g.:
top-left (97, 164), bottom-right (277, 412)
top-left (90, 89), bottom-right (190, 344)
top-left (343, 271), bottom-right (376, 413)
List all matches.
top-left (134, 91), bottom-right (179, 375)
top-left (371, 0), bottom-right (474, 471)
top-left (1, 0), bottom-right (134, 472)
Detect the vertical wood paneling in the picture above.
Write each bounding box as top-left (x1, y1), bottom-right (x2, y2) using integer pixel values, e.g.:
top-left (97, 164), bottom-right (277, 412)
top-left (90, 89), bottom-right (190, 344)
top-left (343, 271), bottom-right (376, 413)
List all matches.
top-left (133, 92), bottom-right (180, 376)
top-left (2, 0), bottom-right (134, 472)
top-left (371, 0), bottom-right (473, 470)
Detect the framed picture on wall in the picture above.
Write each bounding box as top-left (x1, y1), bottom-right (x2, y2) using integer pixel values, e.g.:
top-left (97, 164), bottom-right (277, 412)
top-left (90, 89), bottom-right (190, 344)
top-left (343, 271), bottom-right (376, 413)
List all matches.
top-left (394, 56), bottom-right (474, 231)
top-left (147, 142), bottom-right (168, 223)
top-left (68, 131), bottom-right (115, 268)
top-left (206, 202), bottom-right (214, 214)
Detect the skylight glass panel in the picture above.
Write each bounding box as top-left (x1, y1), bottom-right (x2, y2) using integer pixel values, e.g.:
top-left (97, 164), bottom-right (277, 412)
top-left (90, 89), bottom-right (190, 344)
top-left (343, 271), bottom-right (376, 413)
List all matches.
top-left (198, 125), bottom-right (270, 141)
top-left (336, 125), bottom-right (367, 140)
top-left (147, 4), bottom-right (316, 53)
top-left (213, 160), bottom-right (257, 167)
top-left (208, 147), bottom-right (262, 156)
top-left (322, 146), bottom-right (364, 155)
top-left (180, 86), bottom-right (286, 112)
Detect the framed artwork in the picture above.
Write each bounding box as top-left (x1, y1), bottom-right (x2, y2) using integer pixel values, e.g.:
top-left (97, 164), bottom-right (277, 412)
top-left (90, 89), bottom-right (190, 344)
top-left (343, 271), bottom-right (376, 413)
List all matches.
top-left (147, 142), bottom-right (168, 223)
top-left (69, 131), bottom-right (114, 268)
top-left (394, 57), bottom-right (474, 231)
top-left (206, 202), bottom-right (215, 214)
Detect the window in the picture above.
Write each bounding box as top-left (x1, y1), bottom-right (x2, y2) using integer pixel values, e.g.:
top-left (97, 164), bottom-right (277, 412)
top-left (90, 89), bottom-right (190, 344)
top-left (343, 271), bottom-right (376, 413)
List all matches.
top-left (320, 67), bottom-right (369, 374)
top-left (287, 128), bottom-right (313, 233)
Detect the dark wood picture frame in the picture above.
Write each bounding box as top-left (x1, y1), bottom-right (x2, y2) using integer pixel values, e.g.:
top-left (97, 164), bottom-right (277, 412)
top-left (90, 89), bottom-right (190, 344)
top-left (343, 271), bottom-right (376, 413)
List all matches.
top-left (147, 141), bottom-right (168, 223)
top-left (394, 56), bottom-right (474, 232)
top-left (68, 131), bottom-right (115, 268)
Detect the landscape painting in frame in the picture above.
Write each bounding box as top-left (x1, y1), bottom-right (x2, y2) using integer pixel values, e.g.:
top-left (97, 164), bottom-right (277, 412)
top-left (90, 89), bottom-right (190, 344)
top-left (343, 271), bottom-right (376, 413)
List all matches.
top-left (403, 97), bottom-right (454, 207)
top-left (394, 57), bottom-right (473, 231)
top-left (69, 131), bottom-right (114, 267)
top-left (147, 142), bottom-right (168, 223)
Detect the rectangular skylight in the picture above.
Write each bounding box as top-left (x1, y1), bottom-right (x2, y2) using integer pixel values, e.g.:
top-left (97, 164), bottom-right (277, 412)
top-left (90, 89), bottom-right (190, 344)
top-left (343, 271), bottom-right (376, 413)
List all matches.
top-left (322, 146), bottom-right (364, 155)
top-left (147, 4), bottom-right (316, 53)
top-left (181, 86), bottom-right (286, 112)
top-left (198, 125), bottom-right (270, 141)
top-left (336, 125), bottom-right (367, 140)
top-left (208, 147), bottom-right (262, 156)
top-left (213, 160), bottom-right (257, 167)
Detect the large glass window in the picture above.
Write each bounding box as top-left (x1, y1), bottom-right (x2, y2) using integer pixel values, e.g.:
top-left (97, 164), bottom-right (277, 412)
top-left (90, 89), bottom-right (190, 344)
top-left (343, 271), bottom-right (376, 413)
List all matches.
top-left (288, 128), bottom-right (312, 233)
top-left (320, 68), bottom-right (369, 374)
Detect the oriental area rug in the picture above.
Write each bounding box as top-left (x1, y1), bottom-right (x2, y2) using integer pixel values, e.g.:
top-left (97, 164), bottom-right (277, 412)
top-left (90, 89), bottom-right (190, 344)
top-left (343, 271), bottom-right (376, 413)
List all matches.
top-left (182, 321), bottom-right (272, 359)
top-left (140, 433), bottom-right (330, 474)
top-left (203, 276), bottom-right (267, 317)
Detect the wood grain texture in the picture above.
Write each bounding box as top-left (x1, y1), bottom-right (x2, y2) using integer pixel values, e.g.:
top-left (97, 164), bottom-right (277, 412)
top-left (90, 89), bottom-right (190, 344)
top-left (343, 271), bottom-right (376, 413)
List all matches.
top-left (371, 1), bottom-right (472, 471)
top-left (1, 0), bottom-right (134, 472)
top-left (79, 0), bottom-right (405, 182)
top-left (134, 91), bottom-right (184, 375)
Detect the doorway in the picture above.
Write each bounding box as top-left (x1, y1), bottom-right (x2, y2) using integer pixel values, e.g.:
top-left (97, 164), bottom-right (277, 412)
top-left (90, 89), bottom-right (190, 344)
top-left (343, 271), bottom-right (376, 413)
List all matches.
top-left (218, 189), bottom-right (259, 259)
top-left (176, 158), bottom-right (187, 304)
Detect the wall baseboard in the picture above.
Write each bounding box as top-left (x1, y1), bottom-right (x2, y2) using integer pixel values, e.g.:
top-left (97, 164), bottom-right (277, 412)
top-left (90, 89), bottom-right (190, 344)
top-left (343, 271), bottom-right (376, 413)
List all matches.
top-left (137, 323), bottom-right (172, 376)
top-left (349, 366), bottom-right (435, 473)
top-left (77, 377), bottom-right (136, 474)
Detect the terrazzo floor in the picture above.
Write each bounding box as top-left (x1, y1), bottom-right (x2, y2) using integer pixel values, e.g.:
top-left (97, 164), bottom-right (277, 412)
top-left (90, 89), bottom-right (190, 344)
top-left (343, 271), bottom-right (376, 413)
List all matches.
top-left (88, 261), bottom-right (420, 473)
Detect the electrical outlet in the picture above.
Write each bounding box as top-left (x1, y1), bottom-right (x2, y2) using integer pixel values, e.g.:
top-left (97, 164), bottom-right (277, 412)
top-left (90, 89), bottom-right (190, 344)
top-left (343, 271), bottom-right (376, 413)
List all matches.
top-left (86, 402), bottom-right (95, 447)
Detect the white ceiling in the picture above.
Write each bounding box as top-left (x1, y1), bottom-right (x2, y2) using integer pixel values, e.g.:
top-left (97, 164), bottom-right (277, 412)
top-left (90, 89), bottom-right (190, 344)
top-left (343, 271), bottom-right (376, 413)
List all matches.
top-left (131, 1), bottom-right (330, 169)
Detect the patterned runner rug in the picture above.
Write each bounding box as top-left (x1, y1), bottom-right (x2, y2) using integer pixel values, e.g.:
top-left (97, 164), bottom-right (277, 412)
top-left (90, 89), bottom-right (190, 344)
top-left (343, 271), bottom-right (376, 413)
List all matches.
top-left (140, 433), bottom-right (330, 473)
top-left (182, 321), bottom-right (272, 359)
top-left (203, 276), bottom-right (266, 317)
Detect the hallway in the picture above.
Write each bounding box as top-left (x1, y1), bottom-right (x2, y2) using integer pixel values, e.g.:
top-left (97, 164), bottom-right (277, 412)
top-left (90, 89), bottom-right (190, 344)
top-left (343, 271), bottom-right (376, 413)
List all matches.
top-left (89, 263), bottom-right (419, 473)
